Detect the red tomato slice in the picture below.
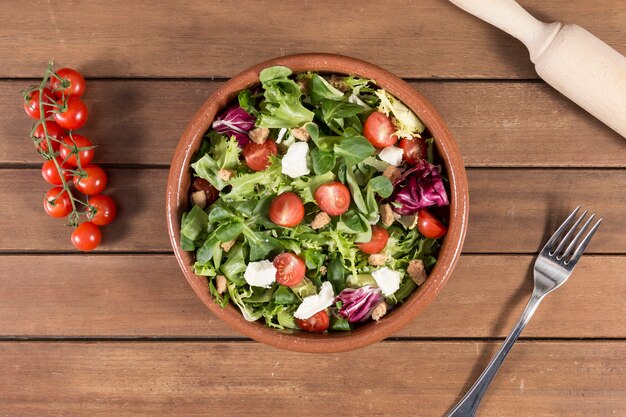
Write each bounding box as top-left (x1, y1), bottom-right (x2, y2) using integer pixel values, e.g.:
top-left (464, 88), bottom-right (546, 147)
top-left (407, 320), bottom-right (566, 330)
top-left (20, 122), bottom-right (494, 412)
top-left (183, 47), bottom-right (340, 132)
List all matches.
top-left (399, 137), bottom-right (427, 165)
top-left (314, 182), bottom-right (351, 216)
top-left (417, 210), bottom-right (447, 238)
top-left (364, 111), bottom-right (397, 148)
top-left (269, 192), bottom-right (305, 227)
top-left (357, 225), bottom-right (390, 254)
top-left (273, 252), bottom-right (306, 287)
top-left (296, 310), bottom-right (330, 332)
top-left (242, 140), bottom-right (277, 171)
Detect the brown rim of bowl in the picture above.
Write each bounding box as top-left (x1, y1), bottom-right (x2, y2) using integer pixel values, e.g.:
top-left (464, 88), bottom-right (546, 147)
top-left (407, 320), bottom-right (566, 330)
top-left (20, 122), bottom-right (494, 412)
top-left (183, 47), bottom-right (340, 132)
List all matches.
top-left (166, 53), bottom-right (469, 353)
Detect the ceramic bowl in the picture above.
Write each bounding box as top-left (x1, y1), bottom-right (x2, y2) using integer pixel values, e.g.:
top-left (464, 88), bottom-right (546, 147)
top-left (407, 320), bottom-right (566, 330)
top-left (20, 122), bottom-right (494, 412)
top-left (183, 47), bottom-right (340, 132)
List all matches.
top-left (166, 53), bottom-right (469, 353)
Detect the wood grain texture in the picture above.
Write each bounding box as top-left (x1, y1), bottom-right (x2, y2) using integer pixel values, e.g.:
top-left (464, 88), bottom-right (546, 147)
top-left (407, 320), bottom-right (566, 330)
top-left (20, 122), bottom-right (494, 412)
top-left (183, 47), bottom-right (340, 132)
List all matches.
top-left (0, 341), bottom-right (623, 417)
top-left (0, 255), bottom-right (623, 338)
top-left (1, 1), bottom-right (624, 79)
top-left (5, 80), bottom-right (626, 167)
top-left (0, 168), bottom-right (622, 252)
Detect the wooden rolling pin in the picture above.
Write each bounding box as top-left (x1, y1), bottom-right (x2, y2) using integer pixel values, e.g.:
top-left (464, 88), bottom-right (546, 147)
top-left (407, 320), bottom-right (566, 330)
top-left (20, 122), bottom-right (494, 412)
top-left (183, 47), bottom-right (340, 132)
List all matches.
top-left (449, 0), bottom-right (626, 138)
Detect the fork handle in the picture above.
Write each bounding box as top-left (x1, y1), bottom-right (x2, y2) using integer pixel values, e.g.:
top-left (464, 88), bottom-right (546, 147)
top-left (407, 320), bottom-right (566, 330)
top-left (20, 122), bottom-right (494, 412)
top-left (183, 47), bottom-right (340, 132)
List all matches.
top-left (445, 292), bottom-right (544, 417)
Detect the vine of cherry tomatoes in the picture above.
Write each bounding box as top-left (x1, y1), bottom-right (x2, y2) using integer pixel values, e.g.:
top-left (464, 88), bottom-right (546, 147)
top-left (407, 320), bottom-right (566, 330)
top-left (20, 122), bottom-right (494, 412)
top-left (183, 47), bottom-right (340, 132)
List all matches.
top-left (22, 63), bottom-right (117, 251)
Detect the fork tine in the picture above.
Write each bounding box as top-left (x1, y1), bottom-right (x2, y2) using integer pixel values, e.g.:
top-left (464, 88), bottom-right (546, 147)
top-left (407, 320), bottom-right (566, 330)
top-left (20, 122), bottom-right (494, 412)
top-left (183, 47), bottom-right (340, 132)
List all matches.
top-left (559, 213), bottom-right (596, 260)
top-left (541, 206), bottom-right (580, 254)
top-left (552, 209), bottom-right (588, 256)
top-left (566, 218), bottom-right (602, 266)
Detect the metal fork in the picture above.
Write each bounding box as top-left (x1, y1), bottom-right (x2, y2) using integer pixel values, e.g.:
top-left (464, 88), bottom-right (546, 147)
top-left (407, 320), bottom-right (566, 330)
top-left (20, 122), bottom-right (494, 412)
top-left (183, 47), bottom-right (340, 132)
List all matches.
top-left (445, 206), bottom-right (602, 417)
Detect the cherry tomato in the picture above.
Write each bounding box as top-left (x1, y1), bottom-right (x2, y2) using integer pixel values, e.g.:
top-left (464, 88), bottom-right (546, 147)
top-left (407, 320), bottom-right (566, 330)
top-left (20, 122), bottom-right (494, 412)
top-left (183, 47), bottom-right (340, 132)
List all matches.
top-left (399, 137), bottom-right (427, 165)
top-left (269, 192), bottom-right (305, 227)
top-left (32, 121), bottom-right (66, 153)
top-left (314, 182), bottom-right (351, 216)
top-left (53, 96), bottom-right (88, 130)
top-left (273, 253), bottom-right (306, 287)
top-left (24, 88), bottom-right (56, 120)
top-left (363, 111), bottom-right (397, 148)
top-left (357, 225), bottom-right (390, 254)
top-left (296, 310), bottom-right (330, 333)
top-left (242, 139), bottom-right (277, 171)
top-left (74, 164), bottom-right (107, 195)
top-left (87, 195), bottom-right (117, 226)
top-left (41, 157), bottom-right (72, 185)
top-left (50, 68), bottom-right (86, 98)
top-left (71, 222), bottom-right (101, 251)
top-left (59, 134), bottom-right (94, 167)
top-left (43, 187), bottom-right (72, 218)
top-left (417, 209), bottom-right (448, 238)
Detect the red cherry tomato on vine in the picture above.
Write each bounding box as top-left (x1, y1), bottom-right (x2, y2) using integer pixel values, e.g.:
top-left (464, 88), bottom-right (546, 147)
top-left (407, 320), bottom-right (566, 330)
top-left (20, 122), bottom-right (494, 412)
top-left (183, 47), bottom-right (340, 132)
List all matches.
top-left (71, 222), bottom-right (101, 251)
top-left (399, 137), bottom-right (428, 165)
top-left (314, 182), bottom-right (351, 216)
top-left (74, 165), bottom-right (107, 195)
top-left (269, 192), bottom-right (304, 227)
top-left (32, 121), bottom-right (66, 153)
top-left (24, 88), bottom-right (56, 120)
top-left (357, 225), bottom-right (390, 254)
top-left (53, 96), bottom-right (88, 130)
top-left (50, 68), bottom-right (86, 98)
top-left (59, 134), bottom-right (94, 167)
top-left (273, 252), bottom-right (306, 287)
top-left (364, 111), bottom-right (397, 148)
top-left (43, 187), bottom-right (72, 218)
top-left (296, 310), bottom-right (330, 332)
top-left (417, 210), bottom-right (447, 239)
top-left (41, 157), bottom-right (72, 185)
top-left (242, 139), bottom-right (277, 171)
top-left (87, 195), bottom-right (117, 226)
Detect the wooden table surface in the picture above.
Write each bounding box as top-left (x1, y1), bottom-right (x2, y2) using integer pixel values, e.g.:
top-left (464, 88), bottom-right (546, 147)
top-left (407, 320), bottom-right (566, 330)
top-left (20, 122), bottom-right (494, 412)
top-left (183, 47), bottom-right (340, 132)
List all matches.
top-left (1, 1), bottom-right (625, 416)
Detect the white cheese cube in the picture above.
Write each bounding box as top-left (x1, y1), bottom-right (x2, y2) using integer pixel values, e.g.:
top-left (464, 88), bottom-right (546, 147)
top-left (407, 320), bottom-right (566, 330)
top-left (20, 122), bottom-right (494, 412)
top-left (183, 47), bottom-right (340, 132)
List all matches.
top-left (281, 142), bottom-right (311, 178)
top-left (378, 146), bottom-right (404, 166)
top-left (244, 260), bottom-right (277, 288)
top-left (293, 281), bottom-right (335, 319)
top-left (372, 267), bottom-right (401, 296)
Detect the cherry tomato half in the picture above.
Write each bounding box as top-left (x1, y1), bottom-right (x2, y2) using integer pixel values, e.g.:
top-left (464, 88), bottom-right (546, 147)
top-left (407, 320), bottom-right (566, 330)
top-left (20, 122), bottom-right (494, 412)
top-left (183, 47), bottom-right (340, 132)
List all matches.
top-left (43, 187), bottom-right (72, 218)
top-left (32, 121), bottom-right (66, 154)
top-left (71, 222), bottom-right (101, 251)
top-left (273, 252), bottom-right (306, 287)
top-left (296, 310), bottom-right (330, 332)
top-left (314, 182), bottom-right (351, 216)
top-left (50, 68), bottom-right (86, 98)
top-left (41, 157), bottom-right (72, 185)
top-left (87, 195), bottom-right (117, 226)
top-left (24, 88), bottom-right (56, 120)
top-left (53, 96), bottom-right (88, 130)
top-left (364, 111), bottom-right (397, 148)
top-left (269, 192), bottom-right (304, 227)
top-left (74, 164), bottom-right (107, 196)
top-left (399, 137), bottom-right (427, 165)
top-left (242, 139), bottom-right (277, 171)
top-left (59, 134), bottom-right (94, 167)
top-left (417, 210), bottom-right (447, 239)
top-left (357, 225), bottom-right (390, 254)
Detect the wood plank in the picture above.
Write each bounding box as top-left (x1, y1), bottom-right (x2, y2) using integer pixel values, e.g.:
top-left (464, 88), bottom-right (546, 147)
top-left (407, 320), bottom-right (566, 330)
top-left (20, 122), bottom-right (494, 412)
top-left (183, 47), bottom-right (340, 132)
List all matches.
top-left (0, 168), bottom-right (623, 253)
top-left (0, 255), bottom-right (623, 338)
top-left (1, 1), bottom-right (625, 79)
top-left (5, 80), bottom-right (626, 167)
top-left (0, 341), bottom-right (623, 416)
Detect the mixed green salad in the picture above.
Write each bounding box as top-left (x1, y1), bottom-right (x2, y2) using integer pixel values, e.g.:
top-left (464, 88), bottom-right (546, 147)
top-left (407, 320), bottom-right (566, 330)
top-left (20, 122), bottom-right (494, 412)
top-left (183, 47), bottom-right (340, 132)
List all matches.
top-left (180, 66), bottom-right (450, 332)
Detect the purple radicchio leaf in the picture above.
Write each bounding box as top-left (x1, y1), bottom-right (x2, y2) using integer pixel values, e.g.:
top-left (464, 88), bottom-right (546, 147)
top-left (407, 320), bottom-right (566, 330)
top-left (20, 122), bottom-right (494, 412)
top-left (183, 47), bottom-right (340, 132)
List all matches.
top-left (211, 105), bottom-right (256, 147)
top-left (391, 160), bottom-right (449, 215)
top-left (335, 285), bottom-right (384, 323)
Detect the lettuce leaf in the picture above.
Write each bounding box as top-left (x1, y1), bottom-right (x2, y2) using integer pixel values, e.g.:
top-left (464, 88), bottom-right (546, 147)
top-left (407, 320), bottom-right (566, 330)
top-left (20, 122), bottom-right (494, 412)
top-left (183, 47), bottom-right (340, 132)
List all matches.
top-left (256, 66), bottom-right (314, 128)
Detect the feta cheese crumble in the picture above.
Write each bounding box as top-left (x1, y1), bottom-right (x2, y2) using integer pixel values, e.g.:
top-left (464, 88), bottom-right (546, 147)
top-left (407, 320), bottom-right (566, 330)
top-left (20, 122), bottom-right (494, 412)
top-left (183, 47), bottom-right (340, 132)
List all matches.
top-left (293, 281), bottom-right (335, 319)
top-left (372, 267), bottom-right (401, 296)
top-left (378, 145), bottom-right (404, 166)
top-left (281, 141), bottom-right (310, 178)
top-left (243, 260), bottom-right (277, 288)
